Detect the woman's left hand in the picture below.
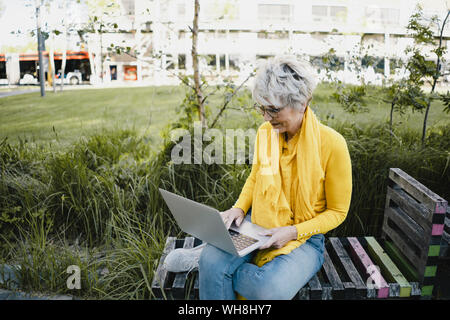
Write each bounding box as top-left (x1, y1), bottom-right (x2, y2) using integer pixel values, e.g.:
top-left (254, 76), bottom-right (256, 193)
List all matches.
top-left (258, 226), bottom-right (298, 249)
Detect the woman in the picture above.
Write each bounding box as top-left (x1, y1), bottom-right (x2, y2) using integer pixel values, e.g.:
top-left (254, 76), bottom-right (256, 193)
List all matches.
top-left (198, 55), bottom-right (352, 300)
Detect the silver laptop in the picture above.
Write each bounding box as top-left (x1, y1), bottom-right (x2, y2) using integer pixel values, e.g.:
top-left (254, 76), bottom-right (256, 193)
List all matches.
top-left (159, 188), bottom-right (270, 257)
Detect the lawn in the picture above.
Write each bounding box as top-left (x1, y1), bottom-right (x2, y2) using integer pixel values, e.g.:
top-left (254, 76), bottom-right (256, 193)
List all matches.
top-left (0, 86), bottom-right (185, 148)
top-left (1, 84), bottom-right (449, 149)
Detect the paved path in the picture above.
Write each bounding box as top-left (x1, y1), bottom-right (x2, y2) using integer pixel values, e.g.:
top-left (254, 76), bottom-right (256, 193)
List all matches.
top-left (0, 89), bottom-right (39, 98)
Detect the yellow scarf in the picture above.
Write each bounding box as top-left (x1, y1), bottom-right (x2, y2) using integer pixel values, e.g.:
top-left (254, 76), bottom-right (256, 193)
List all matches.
top-left (251, 106), bottom-right (324, 266)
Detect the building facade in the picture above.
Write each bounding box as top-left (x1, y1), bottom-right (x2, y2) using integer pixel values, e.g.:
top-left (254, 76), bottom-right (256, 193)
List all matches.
top-left (114, 0), bottom-right (449, 85)
top-left (2, 0), bottom-right (449, 85)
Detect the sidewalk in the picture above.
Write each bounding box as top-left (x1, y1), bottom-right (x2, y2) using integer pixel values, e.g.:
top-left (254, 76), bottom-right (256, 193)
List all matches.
top-left (0, 89), bottom-right (39, 98)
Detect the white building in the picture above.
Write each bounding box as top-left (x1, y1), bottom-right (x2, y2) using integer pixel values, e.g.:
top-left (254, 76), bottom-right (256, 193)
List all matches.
top-left (4, 0), bottom-right (449, 85)
top-left (109, 0), bottom-right (448, 85)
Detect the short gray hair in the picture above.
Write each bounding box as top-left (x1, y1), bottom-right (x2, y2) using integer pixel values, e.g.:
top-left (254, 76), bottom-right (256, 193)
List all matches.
top-left (252, 55), bottom-right (318, 111)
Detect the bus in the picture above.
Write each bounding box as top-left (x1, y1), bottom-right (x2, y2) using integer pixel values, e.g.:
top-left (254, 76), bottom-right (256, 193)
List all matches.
top-left (1, 50), bottom-right (92, 85)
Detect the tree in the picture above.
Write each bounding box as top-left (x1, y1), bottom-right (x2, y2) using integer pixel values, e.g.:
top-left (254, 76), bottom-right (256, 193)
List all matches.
top-left (405, 5), bottom-right (450, 145)
top-left (329, 5), bottom-right (450, 144)
top-left (35, 0), bottom-right (46, 97)
top-left (83, 0), bottom-right (121, 83)
top-left (191, 0), bottom-right (206, 127)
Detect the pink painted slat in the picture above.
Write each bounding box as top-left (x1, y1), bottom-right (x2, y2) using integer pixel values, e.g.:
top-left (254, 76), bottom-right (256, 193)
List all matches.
top-left (431, 224), bottom-right (444, 236)
top-left (347, 237), bottom-right (389, 298)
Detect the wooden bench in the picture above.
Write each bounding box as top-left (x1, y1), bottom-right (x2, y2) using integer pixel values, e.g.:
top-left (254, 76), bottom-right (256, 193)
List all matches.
top-left (151, 168), bottom-right (448, 300)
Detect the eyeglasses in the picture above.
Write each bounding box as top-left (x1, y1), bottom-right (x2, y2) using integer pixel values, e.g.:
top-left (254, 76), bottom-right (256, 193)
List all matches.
top-left (254, 103), bottom-right (283, 118)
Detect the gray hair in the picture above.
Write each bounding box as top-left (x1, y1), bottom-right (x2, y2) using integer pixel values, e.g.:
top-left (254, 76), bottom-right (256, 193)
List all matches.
top-left (252, 55), bottom-right (318, 111)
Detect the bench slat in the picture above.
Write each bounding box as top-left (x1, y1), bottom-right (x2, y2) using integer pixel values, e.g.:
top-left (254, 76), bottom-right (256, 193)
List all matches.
top-left (329, 237), bottom-right (366, 299)
top-left (365, 236), bottom-right (412, 297)
top-left (307, 274), bottom-right (322, 300)
top-left (297, 286), bottom-right (310, 300)
top-left (380, 240), bottom-right (421, 296)
top-left (382, 221), bottom-right (426, 278)
top-left (387, 186), bottom-right (432, 230)
top-left (440, 231), bottom-right (450, 258)
top-left (384, 205), bottom-right (428, 255)
top-left (322, 247), bottom-right (344, 299)
top-left (347, 237), bottom-right (389, 298)
top-left (389, 168), bottom-right (447, 215)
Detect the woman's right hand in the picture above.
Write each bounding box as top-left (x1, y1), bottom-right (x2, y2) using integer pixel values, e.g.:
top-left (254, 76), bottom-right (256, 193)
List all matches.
top-left (220, 207), bottom-right (245, 230)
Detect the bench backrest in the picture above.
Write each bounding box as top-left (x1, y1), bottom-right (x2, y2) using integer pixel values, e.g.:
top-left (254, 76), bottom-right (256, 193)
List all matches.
top-left (381, 168), bottom-right (448, 286)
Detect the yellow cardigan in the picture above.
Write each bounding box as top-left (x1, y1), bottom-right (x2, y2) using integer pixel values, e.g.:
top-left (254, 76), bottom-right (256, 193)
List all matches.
top-left (233, 109), bottom-right (352, 267)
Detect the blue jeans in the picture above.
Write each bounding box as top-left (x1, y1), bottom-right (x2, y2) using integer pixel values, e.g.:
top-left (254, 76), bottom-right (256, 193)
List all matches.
top-left (198, 212), bottom-right (325, 300)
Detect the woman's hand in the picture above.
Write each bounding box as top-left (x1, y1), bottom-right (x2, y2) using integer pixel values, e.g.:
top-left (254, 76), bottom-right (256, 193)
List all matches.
top-left (220, 207), bottom-right (245, 230)
top-left (259, 226), bottom-right (298, 249)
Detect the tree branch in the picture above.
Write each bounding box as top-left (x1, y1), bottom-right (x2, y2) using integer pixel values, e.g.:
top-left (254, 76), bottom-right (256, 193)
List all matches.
top-left (209, 72), bottom-right (255, 128)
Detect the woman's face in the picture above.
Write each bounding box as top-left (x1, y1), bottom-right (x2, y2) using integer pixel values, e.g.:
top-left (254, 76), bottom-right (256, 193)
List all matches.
top-left (262, 103), bottom-right (306, 136)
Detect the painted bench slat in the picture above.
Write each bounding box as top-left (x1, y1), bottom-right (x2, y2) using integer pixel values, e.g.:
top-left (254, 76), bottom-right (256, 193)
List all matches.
top-left (364, 236), bottom-right (412, 297)
top-left (347, 237), bottom-right (389, 298)
top-left (382, 221), bottom-right (426, 278)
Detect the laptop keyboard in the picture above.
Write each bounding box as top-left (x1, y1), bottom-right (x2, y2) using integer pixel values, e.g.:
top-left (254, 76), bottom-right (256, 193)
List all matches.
top-left (229, 229), bottom-right (258, 251)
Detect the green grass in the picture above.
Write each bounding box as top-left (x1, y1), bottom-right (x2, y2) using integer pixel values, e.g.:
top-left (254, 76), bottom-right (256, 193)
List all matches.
top-left (311, 84), bottom-right (450, 132)
top-left (1, 84), bottom-right (448, 149)
top-left (0, 86), bottom-right (185, 148)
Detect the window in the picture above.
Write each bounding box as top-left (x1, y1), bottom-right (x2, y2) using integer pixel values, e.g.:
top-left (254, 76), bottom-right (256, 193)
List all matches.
top-left (178, 54), bottom-right (186, 70)
top-left (206, 55), bottom-right (217, 67)
top-left (365, 7), bottom-right (400, 25)
top-left (311, 55), bottom-right (344, 72)
top-left (312, 5), bottom-right (347, 23)
top-left (361, 56), bottom-right (384, 74)
top-left (258, 4), bottom-right (291, 22)
top-left (389, 58), bottom-right (403, 74)
top-left (0, 61), bottom-right (6, 79)
top-left (220, 54), bottom-right (226, 69)
top-left (165, 54), bottom-right (175, 70)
